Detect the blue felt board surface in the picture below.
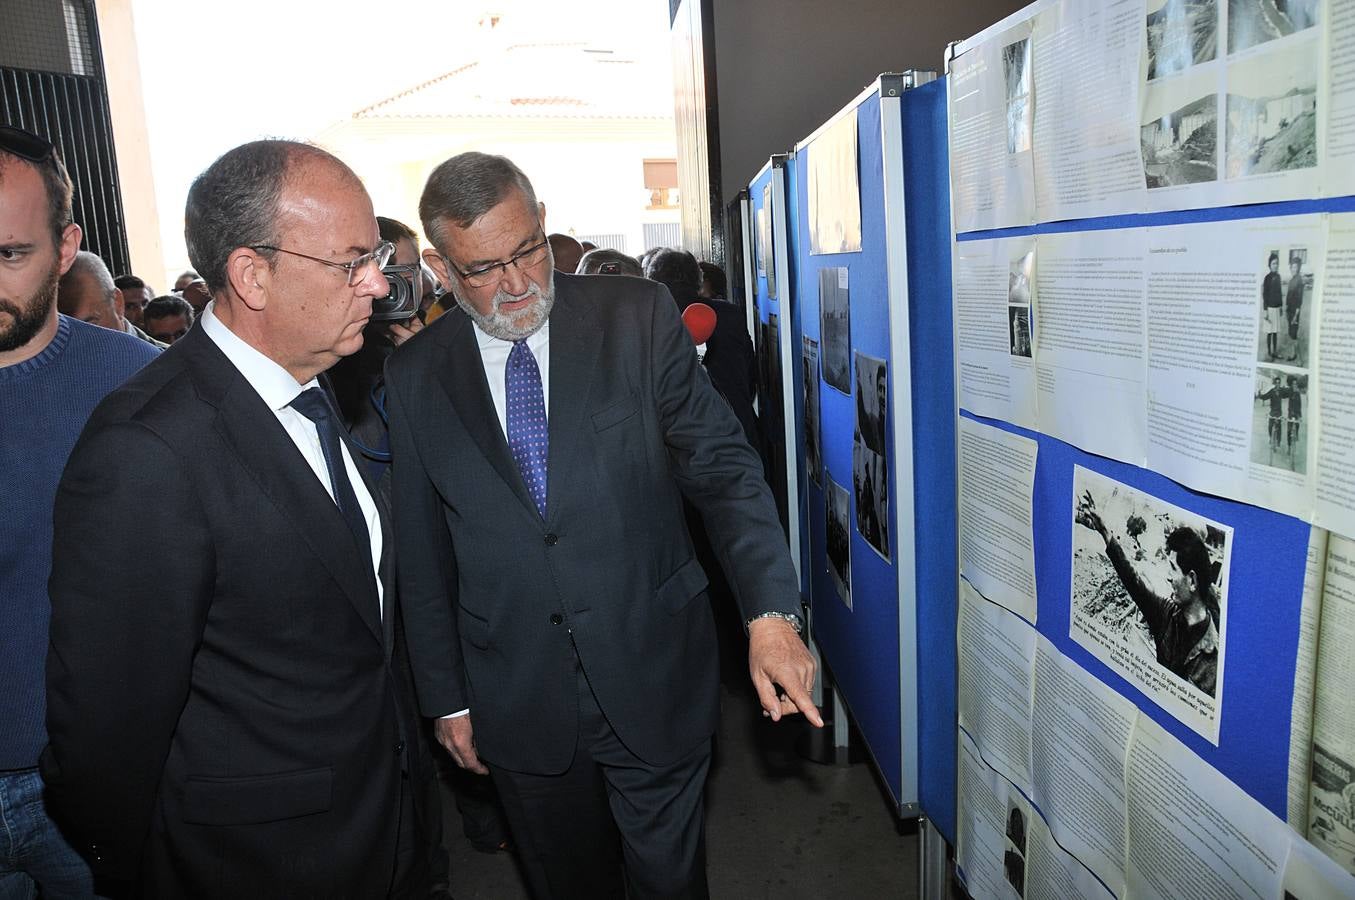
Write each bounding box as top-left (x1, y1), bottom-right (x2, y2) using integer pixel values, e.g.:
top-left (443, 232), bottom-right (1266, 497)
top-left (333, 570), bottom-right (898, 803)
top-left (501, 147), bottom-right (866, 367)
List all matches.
top-left (793, 87), bottom-right (906, 811)
top-left (901, 79), bottom-right (960, 844)
top-left (959, 411), bottom-right (1310, 817)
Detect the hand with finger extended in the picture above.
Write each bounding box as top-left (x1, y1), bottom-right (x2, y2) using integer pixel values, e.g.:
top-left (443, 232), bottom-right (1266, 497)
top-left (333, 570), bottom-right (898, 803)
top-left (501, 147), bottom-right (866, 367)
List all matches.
top-left (435, 713), bottom-right (489, 774)
top-left (748, 617), bottom-right (824, 728)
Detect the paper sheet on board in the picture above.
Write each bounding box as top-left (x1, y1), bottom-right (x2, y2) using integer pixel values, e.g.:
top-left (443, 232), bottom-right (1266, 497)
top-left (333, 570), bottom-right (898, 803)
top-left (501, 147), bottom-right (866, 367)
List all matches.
top-left (958, 580), bottom-right (1037, 792)
top-left (958, 418), bottom-right (1040, 621)
top-left (954, 237), bottom-right (1040, 430)
top-left (1035, 228), bottom-right (1148, 464)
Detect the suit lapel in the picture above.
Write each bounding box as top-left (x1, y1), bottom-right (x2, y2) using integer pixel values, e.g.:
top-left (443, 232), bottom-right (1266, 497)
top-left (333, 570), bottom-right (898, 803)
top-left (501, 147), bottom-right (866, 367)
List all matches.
top-left (542, 280), bottom-right (601, 528)
top-left (183, 331), bottom-right (384, 644)
top-left (434, 312), bottom-right (541, 519)
top-left (342, 423), bottom-right (397, 659)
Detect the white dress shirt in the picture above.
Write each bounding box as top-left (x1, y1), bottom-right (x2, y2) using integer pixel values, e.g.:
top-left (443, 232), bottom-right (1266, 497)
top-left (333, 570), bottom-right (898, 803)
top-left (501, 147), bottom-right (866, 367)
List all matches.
top-left (474, 319), bottom-right (550, 435)
top-left (442, 320), bottom-right (551, 720)
top-left (199, 305), bottom-right (384, 618)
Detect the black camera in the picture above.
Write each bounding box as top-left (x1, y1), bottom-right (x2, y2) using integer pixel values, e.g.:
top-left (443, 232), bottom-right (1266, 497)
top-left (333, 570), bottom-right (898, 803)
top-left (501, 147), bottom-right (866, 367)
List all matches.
top-left (372, 264), bottom-right (423, 322)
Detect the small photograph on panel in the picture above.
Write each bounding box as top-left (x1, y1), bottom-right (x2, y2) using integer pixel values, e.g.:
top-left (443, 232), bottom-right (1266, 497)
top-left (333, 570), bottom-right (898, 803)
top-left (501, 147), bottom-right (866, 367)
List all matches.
top-left (1141, 93), bottom-right (1218, 188)
top-left (1072, 466), bottom-right (1231, 716)
top-left (1228, 0), bottom-right (1317, 55)
top-left (818, 267), bottom-right (851, 394)
top-left (1256, 247), bottom-right (1312, 367)
top-left (1252, 368), bottom-right (1307, 473)
top-left (1008, 306), bottom-right (1032, 358)
top-left (1224, 45), bottom-right (1317, 179)
top-left (1002, 37), bottom-right (1033, 154)
top-left (1003, 847), bottom-right (1026, 897)
top-left (853, 440), bottom-right (890, 563)
top-left (853, 352), bottom-right (887, 455)
top-left (803, 337), bottom-right (822, 486)
top-left (826, 477), bottom-right (852, 609)
top-left (1145, 0), bottom-right (1217, 81)
top-left (766, 313), bottom-right (782, 417)
top-left (1008, 250), bottom-right (1033, 306)
top-left (1005, 799), bottom-right (1028, 857)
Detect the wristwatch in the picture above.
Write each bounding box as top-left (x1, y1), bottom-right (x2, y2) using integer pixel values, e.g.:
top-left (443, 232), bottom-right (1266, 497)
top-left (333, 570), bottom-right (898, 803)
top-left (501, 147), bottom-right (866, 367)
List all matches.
top-left (746, 610), bottom-right (803, 634)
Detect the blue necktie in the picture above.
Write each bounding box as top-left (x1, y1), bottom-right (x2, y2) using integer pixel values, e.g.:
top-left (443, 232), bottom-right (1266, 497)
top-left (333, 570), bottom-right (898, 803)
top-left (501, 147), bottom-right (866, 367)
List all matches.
top-left (289, 387), bottom-right (377, 587)
top-left (506, 340), bottom-right (548, 517)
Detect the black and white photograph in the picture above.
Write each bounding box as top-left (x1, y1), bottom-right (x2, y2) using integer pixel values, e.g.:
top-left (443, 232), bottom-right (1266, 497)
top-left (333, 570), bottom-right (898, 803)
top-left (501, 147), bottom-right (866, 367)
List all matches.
top-left (1252, 367), bottom-right (1307, 473)
top-left (853, 441), bottom-right (889, 563)
top-left (1145, 0), bottom-right (1217, 81)
top-left (765, 313), bottom-right (782, 431)
top-left (1228, 0), bottom-right (1318, 55)
top-left (1008, 306), bottom-right (1032, 358)
top-left (1256, 246), bottom-right (1312, 367)
top-left (1005, 801), bottom-right (1028, 856)
top-left (1225, 46), bottom-right (1317, 179)
top-left (1008, 250), bottom-right (1033, 306)
top-left (1142, 94), bottom-right (1218, 188)
top-left (1002, 37), bottom-right (1033, 154)
top-left (1003, 848), bottom-right (1026, 897)
top-left (854, 352), bottom-right (887, 455)
top-left (819, 267), bottom-right (852, 394)
top-left (1071, 465), bottom-right (1231, 742)
top-left (826, 477), bottom-right (852, 609)
top-left (803, 337), bottom-right (822, 486)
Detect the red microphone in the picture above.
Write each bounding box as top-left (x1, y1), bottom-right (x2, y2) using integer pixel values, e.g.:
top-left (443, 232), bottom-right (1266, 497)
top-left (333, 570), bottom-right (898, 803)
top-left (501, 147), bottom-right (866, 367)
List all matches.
top-left (682, 302), bottom-right (717, 346)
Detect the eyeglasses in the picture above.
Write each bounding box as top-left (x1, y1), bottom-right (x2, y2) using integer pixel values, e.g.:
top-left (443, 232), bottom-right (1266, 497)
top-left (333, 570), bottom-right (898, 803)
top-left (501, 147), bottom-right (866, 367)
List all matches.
top-left (250, 240), bottom-right (395, 287)
top-left (454, 235), bottom-right (550, 289)
top-left (0, 125), bottom-right (56, 163)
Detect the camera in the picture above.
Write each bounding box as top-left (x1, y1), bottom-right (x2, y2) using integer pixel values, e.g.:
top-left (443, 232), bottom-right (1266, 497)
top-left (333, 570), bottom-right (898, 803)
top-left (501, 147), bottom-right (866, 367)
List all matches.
top-left (372, 264), bottom-right (423, 322)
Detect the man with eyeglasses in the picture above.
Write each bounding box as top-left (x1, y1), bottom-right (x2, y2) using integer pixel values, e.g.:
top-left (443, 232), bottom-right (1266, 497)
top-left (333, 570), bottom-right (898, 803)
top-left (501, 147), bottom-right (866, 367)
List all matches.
top-left (386, 151), bottom-right (820, 899)
top-left (43, 140), bottom-right (431, 897)
top-left (0, 124), bottom-right (159, 898)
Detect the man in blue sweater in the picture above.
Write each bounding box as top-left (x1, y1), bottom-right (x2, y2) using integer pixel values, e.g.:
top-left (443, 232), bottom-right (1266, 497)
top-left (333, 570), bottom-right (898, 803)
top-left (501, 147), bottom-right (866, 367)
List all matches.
top-left (0, 125), bottom-right (158, 897)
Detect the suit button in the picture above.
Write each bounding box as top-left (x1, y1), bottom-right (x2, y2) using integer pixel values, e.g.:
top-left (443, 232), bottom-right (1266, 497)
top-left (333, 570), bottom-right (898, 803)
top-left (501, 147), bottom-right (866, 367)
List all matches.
top-left (395, 741), bottom-right (405, 756)
top-left (544, 533), bottom-right (558, 545)
top-left (549, 613), bottom-right (563, 626)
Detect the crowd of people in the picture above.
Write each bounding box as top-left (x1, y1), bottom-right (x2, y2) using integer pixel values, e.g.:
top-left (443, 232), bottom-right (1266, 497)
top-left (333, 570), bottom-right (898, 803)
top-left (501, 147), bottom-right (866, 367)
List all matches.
top-left (1, 123), bottom-right (816, 900)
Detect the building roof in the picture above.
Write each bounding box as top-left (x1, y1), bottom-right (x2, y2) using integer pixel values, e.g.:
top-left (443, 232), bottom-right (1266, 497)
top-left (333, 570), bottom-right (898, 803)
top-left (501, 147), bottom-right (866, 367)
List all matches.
top-left (352, 41), bottom-right (672, 121)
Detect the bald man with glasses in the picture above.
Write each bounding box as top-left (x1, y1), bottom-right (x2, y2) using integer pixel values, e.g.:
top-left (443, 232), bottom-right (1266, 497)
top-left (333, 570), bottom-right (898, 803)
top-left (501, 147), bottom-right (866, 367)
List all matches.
top-left (43, 140), bottom-right (431, 897)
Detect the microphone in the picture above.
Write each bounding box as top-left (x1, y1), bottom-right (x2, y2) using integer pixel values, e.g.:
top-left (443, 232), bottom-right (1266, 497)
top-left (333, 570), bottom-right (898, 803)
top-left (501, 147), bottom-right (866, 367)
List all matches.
top-left (682, 302), bottom-right (717, 346)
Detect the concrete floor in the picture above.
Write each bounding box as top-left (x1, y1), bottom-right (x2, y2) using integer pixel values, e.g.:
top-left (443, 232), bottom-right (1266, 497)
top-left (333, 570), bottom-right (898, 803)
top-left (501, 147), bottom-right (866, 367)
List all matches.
top-left (438, 681), bottom-right (919, 899)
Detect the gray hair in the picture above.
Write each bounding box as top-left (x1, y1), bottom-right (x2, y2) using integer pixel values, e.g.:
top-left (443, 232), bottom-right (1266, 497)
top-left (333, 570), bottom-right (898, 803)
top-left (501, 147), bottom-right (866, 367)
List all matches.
top-left (419, 152), bottom-right (537, 252)
top-left (184, 139), bottom-right (345, 295)
top-left (61, 250), bottom-right (117, 299)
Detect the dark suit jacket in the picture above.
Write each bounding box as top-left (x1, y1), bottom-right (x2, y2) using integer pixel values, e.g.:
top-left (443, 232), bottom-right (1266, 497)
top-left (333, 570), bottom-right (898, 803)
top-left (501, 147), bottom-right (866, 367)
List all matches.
top-left (43, 324), bottom-right (424, 897)
top-left (385, 273), bottom-right (799, 775)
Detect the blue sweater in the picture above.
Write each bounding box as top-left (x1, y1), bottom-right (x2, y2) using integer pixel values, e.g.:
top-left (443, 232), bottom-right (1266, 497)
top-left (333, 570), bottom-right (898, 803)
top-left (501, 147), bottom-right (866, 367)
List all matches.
top-left (1, 316), bottom-right (159, 769)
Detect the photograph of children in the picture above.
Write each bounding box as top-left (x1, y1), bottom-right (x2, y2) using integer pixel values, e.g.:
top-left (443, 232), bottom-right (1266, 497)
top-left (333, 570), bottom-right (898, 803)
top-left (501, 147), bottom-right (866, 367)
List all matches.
top-left (826, 477), bottom-right (852, 609)
top-left (853, 441), bottom-right (890, 562)
top-left (1252, 367), bottom-right (1307, 473)
top-left (1072, 466), bottom-right (1231, 740)
top-left (803, 337), bottom-right (822, 486)
top-left (1257, 247), bottom-right (1312, 366)
top-left (819, 267), bottom-right (851, 393)
top-left (1009, 306), bottom-right (1032, 358)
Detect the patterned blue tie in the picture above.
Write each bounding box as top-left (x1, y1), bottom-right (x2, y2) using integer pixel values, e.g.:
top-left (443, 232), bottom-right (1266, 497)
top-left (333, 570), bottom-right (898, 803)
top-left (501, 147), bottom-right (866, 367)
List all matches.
top-left (506, 340), bottom-right (548, 517)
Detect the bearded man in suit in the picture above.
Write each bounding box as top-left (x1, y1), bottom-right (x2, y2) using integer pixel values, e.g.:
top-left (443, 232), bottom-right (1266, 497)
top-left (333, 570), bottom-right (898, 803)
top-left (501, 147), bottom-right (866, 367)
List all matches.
top-left (386, 152), bottom-right (821, 899)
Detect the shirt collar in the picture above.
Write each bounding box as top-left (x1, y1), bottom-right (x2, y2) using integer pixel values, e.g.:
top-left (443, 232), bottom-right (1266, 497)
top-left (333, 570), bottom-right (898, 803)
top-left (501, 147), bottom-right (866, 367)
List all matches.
top-left (199, 303), bottom-right (317, 409)
top-left (472, 317), bottom-right (550, 352)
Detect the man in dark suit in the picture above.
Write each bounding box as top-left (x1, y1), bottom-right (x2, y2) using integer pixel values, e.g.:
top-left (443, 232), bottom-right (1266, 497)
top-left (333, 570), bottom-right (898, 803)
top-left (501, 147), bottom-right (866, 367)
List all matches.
top-left (43, 140), bottom-right (428, 897)
top-left (386, 152), bottom-right (820, 899)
